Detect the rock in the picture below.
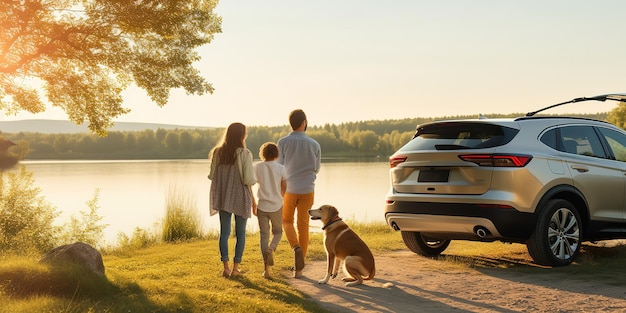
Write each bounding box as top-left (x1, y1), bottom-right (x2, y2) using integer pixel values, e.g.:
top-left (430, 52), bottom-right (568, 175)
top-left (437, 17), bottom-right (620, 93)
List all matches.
top-left (40, 242), bottom-right (105, 276)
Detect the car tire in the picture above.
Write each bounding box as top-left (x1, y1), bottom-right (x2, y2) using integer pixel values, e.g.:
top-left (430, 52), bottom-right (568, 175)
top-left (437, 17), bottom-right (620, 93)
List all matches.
top-left (401, 231), bottom-right (450, 256)
top-left (526, 199), bottom-right (582, 266)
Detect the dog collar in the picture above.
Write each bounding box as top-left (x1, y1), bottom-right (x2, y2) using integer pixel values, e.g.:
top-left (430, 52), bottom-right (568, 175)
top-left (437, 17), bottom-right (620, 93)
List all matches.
top-left (322, 217), bottom-right (342, 230)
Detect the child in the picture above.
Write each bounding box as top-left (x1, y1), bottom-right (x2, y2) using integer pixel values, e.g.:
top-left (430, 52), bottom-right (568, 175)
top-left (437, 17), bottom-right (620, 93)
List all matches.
top-left (254, 142), bottom-right (287, 279)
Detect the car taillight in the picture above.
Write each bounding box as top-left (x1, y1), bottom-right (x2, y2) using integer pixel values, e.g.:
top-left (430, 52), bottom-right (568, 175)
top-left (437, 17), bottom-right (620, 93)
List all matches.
top-left (459, 154), bottom-right (532, 167)
top-left (389, 155), bottom-right (407, 168)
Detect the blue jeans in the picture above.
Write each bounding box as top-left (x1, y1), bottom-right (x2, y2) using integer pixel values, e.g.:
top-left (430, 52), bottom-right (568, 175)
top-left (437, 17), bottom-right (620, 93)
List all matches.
top-left (219, 210), bottom-right (247, 263)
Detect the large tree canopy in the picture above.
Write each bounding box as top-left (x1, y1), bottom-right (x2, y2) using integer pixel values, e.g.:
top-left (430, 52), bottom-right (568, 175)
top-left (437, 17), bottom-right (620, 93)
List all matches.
top-left (0, 0), bottom-right (221, 135)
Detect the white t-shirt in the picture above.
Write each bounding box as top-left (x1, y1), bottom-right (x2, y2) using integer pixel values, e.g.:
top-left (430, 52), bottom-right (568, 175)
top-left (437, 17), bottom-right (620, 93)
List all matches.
top-left (254, 160), bottom-right (287, 212)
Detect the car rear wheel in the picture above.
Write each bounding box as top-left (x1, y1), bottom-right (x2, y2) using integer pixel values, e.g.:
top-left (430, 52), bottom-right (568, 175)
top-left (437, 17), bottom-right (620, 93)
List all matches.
top-left (401, 231), bottom-right (450, 256)
top-left (526, 199), bottom-right (581, 266)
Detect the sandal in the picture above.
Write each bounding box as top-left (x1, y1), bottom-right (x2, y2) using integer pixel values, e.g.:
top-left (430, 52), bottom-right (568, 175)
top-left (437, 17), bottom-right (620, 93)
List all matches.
top-left (230, 269), bottom-right (242, 277)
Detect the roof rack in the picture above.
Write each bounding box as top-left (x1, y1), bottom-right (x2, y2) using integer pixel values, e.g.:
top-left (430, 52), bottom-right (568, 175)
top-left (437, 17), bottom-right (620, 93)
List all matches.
top-left (525, 93), bottom-right (626, 117)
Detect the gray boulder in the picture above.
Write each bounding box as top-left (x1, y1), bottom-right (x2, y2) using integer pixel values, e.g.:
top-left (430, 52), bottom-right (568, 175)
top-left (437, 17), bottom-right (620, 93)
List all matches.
top-left (40, 242), bottom-right (105, 276)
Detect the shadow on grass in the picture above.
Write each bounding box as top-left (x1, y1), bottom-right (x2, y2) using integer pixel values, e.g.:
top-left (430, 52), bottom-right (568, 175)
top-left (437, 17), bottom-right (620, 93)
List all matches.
top-left (229, 274), bottom-right (333, 312)
top-left (0, 263), bottom-right (195, 312)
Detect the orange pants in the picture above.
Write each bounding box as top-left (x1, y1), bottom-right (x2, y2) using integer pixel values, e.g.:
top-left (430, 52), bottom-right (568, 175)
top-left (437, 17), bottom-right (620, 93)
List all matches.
top-left (282, 192), bottom-right (314, 258)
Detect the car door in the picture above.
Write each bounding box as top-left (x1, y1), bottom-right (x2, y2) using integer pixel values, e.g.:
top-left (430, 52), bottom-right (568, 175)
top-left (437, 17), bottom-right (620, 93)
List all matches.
top-left (558, 125), bottom-right (625, 221)
top-left (596, 126), bottom-right (626, 220)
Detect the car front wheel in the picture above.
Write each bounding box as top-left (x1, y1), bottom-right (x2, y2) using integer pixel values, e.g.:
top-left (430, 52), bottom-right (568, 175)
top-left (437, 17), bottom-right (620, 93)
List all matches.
top-left (401, 231), bottom-right (450, 257)
top-left (526, 199), bottom-right (582, 266)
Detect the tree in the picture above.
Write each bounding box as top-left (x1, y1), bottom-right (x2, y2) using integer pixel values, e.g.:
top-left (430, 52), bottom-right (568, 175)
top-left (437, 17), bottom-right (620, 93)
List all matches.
top-left (155, 128), bottom-right (167, 146)
top-left (53, 134), bottom-right (72, 154)
top-left (136, 129), bottom-right (156, 151)
top-left (99, 131), bottom-right (125, 151)
top-left (164, 131), bottom-right (180, 150)
top-left (354, 130), bottom-right (379, 153)
top-left (0, 138), bottom-right (18, 170)
top-left (179, 131), bottom-right (193, 153)
top-left (124, 132), bottom-right (137, 150)
top-left (607, 102), bottom-right (626, 130)
top-left (77, 134), bottom-right (97, 154)
top-left (0, 0), bottom-right (222, 135)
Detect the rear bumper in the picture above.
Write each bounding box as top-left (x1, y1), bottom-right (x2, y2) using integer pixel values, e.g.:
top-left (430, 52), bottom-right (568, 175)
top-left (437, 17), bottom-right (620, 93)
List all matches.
top-left (386, 213), bottom-right (503, 239)
top-left (385, 200), bottom-right (536, 241)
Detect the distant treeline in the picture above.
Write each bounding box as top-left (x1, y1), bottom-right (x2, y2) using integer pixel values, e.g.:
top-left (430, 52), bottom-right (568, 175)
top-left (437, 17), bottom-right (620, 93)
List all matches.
top-left (2, 112), bottom-right (609, 160)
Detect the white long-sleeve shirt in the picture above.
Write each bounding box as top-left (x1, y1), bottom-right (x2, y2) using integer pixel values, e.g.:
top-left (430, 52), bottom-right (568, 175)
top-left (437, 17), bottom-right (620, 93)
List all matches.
top-left (277, 131), bottom-right (321, 194)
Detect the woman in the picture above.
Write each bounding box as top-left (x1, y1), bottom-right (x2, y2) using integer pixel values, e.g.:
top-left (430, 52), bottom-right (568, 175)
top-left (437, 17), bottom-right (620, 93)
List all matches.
top-left (208, 122), bottom-right (257, 277)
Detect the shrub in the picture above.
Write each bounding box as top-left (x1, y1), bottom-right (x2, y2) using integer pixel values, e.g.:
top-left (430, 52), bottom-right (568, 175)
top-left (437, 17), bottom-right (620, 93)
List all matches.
top-left (161, 186), bottom-right (202, 242)
top-left (116, 227), bottom-right (158, 251)
top-left (0, 166), bottom-right (59, 254)
top-left (59, 189), bottom-right (108, 249)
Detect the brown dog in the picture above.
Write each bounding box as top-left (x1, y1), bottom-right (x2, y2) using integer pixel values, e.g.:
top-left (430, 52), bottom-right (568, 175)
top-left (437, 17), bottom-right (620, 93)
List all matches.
top-left (308, 205), bottom-right (376, 287)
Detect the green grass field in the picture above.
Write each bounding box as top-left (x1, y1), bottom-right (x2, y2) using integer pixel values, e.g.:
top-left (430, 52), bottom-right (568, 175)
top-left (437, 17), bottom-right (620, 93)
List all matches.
top-left (0, 221), bottom-right (403, 313)
top-left (2, 222), bottom-right (626, 312)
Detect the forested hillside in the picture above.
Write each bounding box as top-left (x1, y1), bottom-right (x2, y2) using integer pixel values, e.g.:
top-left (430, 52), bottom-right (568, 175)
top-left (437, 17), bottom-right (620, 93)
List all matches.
top-left (0, 113), bottom-right (609, 160)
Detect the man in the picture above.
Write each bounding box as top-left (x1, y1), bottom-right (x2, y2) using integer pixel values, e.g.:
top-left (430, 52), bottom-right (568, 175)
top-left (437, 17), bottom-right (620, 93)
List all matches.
top-left (278, 109), bottom-right (321, 278)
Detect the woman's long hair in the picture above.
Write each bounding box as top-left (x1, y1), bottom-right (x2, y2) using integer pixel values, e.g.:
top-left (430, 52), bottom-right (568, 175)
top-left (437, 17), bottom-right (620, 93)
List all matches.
top-left (211, 122), bottom-right (247, 165)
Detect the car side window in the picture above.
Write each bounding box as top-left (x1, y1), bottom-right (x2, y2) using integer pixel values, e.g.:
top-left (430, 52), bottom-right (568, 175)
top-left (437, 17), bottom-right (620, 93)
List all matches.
top-left (539, 128), bottom-right (557, 149)
top-left (559, 126), bottom-right (607, 159)
top-left (597, 127), bottom-right (626, 162)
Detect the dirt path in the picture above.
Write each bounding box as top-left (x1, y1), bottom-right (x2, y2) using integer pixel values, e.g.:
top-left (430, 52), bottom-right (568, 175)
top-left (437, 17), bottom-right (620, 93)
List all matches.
top-left (287, 250), bottom-right (626, 313)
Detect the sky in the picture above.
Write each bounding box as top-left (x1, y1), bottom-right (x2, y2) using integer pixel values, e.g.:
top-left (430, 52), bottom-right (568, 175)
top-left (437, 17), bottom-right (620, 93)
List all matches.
top-left (5, 0), bottom-right (626, 128)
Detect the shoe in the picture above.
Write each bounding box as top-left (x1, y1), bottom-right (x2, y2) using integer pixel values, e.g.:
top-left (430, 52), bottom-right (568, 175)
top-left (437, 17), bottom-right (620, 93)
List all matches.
top-left (294, 246), bottom-right (305, 271)
top-left (293, 270), bottom-right (303, 278)
top-left (222, 269), bottom-right (230, 278)
top-left (266, 248), bottom-right (275, 266)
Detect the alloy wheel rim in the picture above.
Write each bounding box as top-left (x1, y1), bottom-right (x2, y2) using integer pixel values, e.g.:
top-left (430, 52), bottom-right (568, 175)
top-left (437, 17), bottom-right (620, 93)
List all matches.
top-left (547, 207), bottom-right (580, 261)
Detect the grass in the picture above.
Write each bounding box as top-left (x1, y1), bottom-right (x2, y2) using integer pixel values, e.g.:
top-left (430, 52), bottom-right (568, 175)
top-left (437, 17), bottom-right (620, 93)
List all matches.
top-left (161, 186), bottom-right (202, 242)
top-left (0, 221), bottom-right (402, 313)
top-left (3, 222), bottom-right (626, 312)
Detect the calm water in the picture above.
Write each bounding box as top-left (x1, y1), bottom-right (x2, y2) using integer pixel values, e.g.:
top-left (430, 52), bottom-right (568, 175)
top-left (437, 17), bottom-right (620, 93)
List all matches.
top-left (17, 160), bottom-right (390, 245)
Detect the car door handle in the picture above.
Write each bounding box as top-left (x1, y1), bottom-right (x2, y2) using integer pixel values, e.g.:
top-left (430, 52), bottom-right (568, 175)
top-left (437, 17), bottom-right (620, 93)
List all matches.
top-left (571, 165), bottom-right (589, 173)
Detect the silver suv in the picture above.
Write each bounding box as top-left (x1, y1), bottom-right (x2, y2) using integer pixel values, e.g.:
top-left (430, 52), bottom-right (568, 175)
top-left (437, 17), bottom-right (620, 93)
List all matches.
top-left (385, 94), bottom-right (626, 266)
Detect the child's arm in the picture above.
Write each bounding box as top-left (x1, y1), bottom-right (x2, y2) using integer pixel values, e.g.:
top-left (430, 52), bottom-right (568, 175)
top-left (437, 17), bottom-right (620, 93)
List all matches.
top-left (251, 186), bottom-right (258, 216)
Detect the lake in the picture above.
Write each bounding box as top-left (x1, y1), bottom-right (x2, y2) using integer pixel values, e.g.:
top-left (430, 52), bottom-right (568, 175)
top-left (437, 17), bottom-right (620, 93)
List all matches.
top-left (17, 160), bottom-right (391, 245)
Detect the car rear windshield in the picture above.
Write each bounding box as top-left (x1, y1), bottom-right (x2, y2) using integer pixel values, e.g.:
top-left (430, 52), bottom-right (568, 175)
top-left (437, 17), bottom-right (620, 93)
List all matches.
top-left (399, 122), bottom-right (519, 151)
